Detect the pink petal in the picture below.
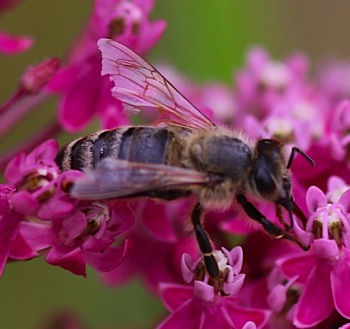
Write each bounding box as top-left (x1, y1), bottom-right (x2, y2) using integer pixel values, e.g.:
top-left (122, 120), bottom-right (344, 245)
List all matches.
top-left (314, 238), bottom-right (339, 260)
top-left (36, 198), bottom-right (75, 221)
top-left (57, 61), bottom-right (100, 132)
top-left (137, 20), bottom-right (167, 54)
top-left (141, 200), bottom-right (176, 241)
top-left (156, 299), bottom-right (201, 329)
top-left (339, 324), bottom-right (350, 329)
top-left (267, 284), bottom-right (287, 313)
top-left (133, 0), bottom-right (153, 14)
top-left (306, 186), bottom-right (327, 213)
top-left (331, 249), bottom-right (350, 318)
top-left (0, 31), bottom-right (32, 54)
top-left (223, 273), bottom-right (245, 296)
top-left (83, 236), bottom-right (113, 252)
top-left (224, 246), bottom-right (243, 274)
top-left (4, 152), bottom-right (25, 185)
top-left (200, 307), bottom-right (234, 329)
top-left (46, 247), bottom-right (86, 277)
top-left (242, 322), bottom-right (257, 329)
top-left (293, 218), bottom-right (313, 246)
top-left (26, 139), bottom-right (58, 164)
top-left (327, 176), bottom-right (347, 192)
top-left (10, 191), bottom-right (39, 215)
top-left (17, 221), bottom-right (54, 251)
top-left (333, 100), bottom-right (350, 130)
top-left (10, 222), bottom-right (54, 260)
top-left (247, 48), bottom-right (268, 75)
top-left (339, 189), bottom-right (350, 213)
top-left (226, 303), bottom-right (270, 329)
top-left (47, 66), bottom-right (82, 91)
top-left (63, 212), bottom-right (87, 241)
top-left (99, 249), bottom-right (135, 287)
top-left (8, 232), bottom-right (39, 260)
top-left (85, 239), bottom-right (132, 272)
top-left (279, 253), bottom-right (317, 284)
top-left (193, 280), bottom-right (215, 302)
top-left (294, 260), bottom-right (334, 328)
top-left (329, 133), bottom-right (346, 161)
top-left (286, 52), bottom-right (308, 80)
top-left (159, 283), bottom-right (193, 312)
top-left (243, 116), bottom-right (266, 140)
top-left (180, 253), bottom-right (198, 283)
top-left (0, 207), bottom-right (23, 275)
top-left (108, 201), bottom-right (135, 235)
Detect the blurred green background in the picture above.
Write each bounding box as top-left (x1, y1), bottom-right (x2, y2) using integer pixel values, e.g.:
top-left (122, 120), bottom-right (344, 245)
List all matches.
top-left (1, 1), bottom-right (350, 328)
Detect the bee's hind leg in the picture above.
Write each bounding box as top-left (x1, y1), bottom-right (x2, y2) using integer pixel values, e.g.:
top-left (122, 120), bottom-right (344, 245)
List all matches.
top-left (236, 194), bottom-right (310, 251)
top-left (191, 203), bottom-right (220, 281)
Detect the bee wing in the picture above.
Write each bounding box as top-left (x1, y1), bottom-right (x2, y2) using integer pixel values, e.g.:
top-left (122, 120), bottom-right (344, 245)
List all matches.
top-left (70, 158), bottom-right (210, 200)
top-left (98, 38), bottom-right (215, 129)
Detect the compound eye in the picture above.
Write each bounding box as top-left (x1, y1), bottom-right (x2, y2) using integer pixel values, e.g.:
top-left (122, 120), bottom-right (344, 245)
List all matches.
top-left (254, 167), bottom-right (276, 196)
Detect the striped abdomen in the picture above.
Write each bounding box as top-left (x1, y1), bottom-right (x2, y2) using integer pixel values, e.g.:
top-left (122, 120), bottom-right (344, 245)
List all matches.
top-left (55, 126), bottom-right (191, 171)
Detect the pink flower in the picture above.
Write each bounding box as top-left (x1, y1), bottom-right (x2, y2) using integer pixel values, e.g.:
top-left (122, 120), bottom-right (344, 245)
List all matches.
top-left (0, 184), bottom-right (24, 275)
top-left (49, 0), bottom-right (166, 132)
top-left (4, 139), bottom-right (81, 220)
top-left (2, 138), bottom-right (135, 276)
top-left (317, 60), bottom-right (350, 104)
top-left (157, 247), bottom-right (270, 329)
top-left (0, 31), bottom-right (32, 54)
top-left (0, 1), bottom-right (33, 54)
top-left (328, 101), bottom-right (350, 165)
top-left (278, 184), bottom-right (350, 327)
top-left (243, 86), bottom-right (325, 152)
top-left (45, 201), bottom-right (134, 276)
top-left (0, 141), bottom-right (77, 273)
top-left (235, 47), bottom-right (309, 123)
top-left (0, 58), bottom-right (60, 166)
top-left (19, 58), bottom-right (60, 96)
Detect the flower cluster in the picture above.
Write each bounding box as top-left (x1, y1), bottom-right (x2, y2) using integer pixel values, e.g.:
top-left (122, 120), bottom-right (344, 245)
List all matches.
top-left (0, 139), bottom-right (133, 277)
top-left (3, 1), bottom-right (350, 329)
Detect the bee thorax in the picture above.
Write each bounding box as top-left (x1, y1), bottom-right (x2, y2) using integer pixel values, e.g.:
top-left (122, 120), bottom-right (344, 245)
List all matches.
top-left (188, 133), bottom-right (253, 181)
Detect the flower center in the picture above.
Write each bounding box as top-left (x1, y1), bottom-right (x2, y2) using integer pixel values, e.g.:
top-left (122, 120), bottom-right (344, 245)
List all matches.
top-left (265, 117), bottom-right (294, 142)
top-left (260, 62), bottom-right (290, 90)
top-left (312, 204), bottom-right (346, 245)
top-left (19, 168), bottom-right (58, 201)
top-left (108, 1), bottom-right (142, 39)
top-left (80, 202), bottom-right (109, 237)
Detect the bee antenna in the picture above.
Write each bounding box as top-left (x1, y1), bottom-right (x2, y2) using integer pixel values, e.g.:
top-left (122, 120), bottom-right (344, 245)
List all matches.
top-left (287, 146), bottom-right (315, 169)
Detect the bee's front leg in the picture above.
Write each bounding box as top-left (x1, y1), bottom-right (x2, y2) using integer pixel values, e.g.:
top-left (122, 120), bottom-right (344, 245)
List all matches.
top-left (236, 194), bottom-right (310, 251)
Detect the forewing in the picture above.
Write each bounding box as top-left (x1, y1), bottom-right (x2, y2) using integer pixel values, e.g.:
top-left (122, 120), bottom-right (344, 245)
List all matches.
top-left (98, 38), bottom-right (215, 129)
top-left (70, 158), bottom-right (210, 200)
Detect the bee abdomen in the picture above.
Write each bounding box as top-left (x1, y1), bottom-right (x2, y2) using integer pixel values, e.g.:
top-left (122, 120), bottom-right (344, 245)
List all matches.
top-left (56, 127), bottom-right (172, 171)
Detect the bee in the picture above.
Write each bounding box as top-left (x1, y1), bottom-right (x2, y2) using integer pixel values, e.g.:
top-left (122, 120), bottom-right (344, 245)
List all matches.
top-left (56, 39), bottom-right (314, 286)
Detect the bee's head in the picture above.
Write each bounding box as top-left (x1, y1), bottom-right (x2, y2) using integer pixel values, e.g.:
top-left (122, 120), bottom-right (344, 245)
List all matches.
top-left (250, 139), bottom-right (290, 202)
top-left (250, 139), bottom-right (294, 228)
top-left (250, 139), bottom-right (315, 229)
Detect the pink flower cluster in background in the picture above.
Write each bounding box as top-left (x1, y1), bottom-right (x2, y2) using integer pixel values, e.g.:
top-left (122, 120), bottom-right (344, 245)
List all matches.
top-left (3, 1), bottom-right (350, 328)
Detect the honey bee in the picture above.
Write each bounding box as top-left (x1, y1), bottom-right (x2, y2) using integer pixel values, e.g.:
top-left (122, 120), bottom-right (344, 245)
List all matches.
top-left (56, 39), bottom-right (314, 285)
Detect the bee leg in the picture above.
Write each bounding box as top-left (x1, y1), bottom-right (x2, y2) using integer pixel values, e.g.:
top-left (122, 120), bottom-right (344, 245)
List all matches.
top-left (236, 194), bottom-right (310, 251)
top-left (191, 203), bottom-right (220, 280)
